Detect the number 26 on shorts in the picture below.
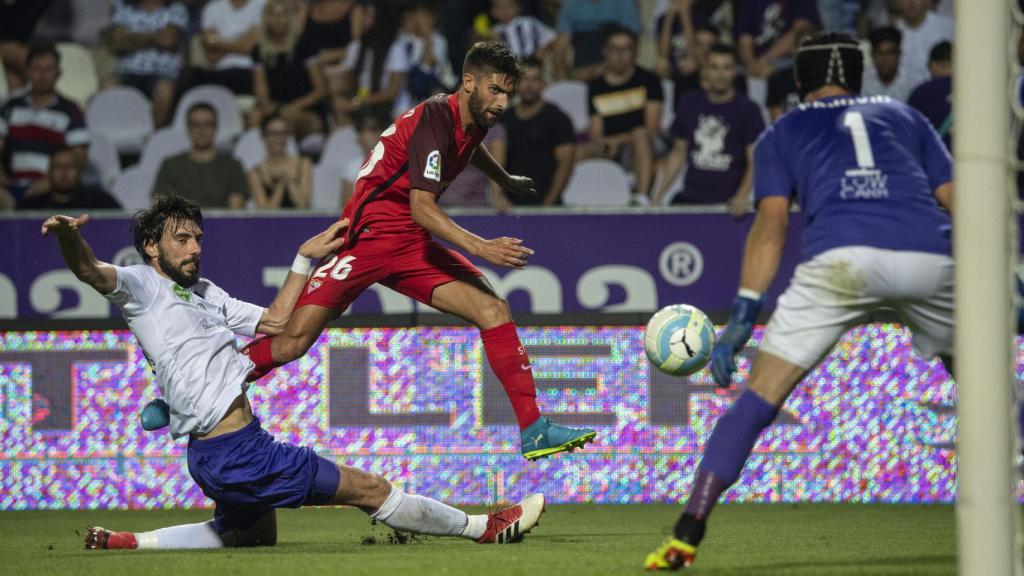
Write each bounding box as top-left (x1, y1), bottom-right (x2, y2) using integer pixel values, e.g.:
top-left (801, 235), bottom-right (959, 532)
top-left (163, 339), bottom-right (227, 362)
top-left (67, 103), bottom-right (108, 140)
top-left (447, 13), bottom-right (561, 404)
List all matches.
top-left (313, 255), bottom-right (356, 281)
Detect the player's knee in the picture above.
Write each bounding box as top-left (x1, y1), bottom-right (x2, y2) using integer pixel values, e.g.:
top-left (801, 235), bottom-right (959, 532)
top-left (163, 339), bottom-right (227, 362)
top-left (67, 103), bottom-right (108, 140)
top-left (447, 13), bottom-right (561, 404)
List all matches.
top-left (479, 296), bottom-right (512, 327)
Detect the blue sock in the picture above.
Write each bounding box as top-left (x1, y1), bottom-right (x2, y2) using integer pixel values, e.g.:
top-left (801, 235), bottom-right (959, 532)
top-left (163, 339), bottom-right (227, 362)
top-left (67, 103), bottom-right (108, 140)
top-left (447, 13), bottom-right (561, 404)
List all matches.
top-left (684, 390), bottom-right (778, 519)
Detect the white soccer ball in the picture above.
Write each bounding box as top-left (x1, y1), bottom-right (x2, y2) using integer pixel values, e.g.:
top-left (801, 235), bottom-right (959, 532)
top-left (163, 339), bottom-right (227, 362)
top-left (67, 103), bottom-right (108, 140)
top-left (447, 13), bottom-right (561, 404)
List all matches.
top-left (644, 304), bottom-right (715, 377)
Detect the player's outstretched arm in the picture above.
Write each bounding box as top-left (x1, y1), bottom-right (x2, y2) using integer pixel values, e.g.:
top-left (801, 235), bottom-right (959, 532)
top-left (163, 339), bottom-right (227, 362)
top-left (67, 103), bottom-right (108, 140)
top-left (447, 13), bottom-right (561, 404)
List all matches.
top-left (41, 214), bottom-right (118, 294)
top-left (256, 218), bottom-right (348, 335)
top-left (471, 144), bottom-right (537, 196)
top-left (410, 189), bottom-right (533, 268)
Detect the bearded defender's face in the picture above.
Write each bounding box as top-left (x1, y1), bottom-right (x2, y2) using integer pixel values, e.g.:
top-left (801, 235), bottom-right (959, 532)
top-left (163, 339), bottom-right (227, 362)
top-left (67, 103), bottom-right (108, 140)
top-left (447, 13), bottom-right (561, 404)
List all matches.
top-left (468, 72), bottom-right (516, 128)
top-left (152, 220), bottom-right (202, 288)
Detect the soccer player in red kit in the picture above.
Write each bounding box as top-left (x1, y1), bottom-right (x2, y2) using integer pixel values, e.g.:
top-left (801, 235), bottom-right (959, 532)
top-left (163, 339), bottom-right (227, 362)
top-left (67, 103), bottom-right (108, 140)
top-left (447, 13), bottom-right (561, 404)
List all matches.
top-left (243, 42), bottom-right (596, 460)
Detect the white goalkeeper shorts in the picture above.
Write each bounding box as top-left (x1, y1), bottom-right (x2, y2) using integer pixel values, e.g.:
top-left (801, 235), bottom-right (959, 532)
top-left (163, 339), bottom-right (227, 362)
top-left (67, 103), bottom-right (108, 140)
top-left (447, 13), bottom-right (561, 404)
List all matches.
top-left (761, 246), bottom-right (954, 369)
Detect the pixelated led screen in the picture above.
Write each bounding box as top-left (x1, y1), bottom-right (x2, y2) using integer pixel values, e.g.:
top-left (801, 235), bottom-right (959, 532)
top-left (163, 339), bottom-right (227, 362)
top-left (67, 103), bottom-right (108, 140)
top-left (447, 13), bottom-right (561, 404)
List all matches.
top-left (0, 325), bottom-right (973, 510)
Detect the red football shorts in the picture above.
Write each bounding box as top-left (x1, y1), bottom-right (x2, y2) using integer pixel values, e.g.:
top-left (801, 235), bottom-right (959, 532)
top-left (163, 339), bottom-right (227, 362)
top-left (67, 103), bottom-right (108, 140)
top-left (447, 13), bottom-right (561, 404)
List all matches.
top-left (294, 232), bottom-right (483, 311)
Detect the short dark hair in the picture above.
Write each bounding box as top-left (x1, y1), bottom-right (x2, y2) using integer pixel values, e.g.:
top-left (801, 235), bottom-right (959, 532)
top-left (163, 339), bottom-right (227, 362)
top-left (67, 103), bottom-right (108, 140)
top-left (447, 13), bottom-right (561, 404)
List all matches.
top-left (186, 102), bottom-right (218, 123)
top-left (26, 42), bottom-right (60, 66)
top-left (795, 32), bottom-right (864, 97)
top-left (868, 26), bottom-right (902, 50)
top-left (260, 112), bottom-right (290, 134)
top-left (707, 43), bottom-right (736, 59)
top-left (132, 195), bottom-right (204, 263)
top-left (929, 41), bottom-right (952, 63)
top-left (49, 145), bottom-right (78, 160)
top-left (694, 23), bottom-right (720, 38)
top-left (602, 23), bottom-right (637, 46)
top-left (463, 41), bottom-right (521, 82)
top-left (354, 110), bottom-right (388, 132)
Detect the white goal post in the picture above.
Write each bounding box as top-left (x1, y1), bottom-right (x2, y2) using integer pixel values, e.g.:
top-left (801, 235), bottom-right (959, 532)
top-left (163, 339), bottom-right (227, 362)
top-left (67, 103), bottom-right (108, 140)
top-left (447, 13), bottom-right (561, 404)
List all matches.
top-left (954, 1), bottom-right (1020, 575)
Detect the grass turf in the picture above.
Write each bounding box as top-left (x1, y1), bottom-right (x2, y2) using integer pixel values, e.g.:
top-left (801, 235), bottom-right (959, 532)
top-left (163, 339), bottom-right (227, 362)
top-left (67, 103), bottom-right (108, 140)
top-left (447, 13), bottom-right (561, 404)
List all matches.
top-left (0, 504), bottom-right (955, 576)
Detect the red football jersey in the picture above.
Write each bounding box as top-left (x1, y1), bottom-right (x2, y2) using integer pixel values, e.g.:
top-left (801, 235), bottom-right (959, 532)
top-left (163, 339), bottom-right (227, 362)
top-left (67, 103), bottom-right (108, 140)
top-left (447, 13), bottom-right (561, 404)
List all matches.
top-left (342, 93), bottom-right (487, 243)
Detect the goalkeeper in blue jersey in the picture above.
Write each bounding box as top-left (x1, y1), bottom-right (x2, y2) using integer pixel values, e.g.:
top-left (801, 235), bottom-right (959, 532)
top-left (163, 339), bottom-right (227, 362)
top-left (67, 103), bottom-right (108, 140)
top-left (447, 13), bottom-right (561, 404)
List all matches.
top-left (645, 32), bottom-right (954, 570)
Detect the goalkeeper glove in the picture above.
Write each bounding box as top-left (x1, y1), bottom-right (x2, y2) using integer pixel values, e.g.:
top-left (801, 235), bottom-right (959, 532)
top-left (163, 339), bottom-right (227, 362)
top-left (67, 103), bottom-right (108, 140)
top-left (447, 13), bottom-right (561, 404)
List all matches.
top-left (710, 293), bottom-right (763, 388)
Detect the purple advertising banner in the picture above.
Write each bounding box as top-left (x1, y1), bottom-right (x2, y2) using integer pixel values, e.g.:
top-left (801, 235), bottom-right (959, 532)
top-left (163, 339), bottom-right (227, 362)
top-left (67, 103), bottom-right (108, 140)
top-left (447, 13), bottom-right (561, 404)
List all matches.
top-left (3, 212), bottom-right (802, 320)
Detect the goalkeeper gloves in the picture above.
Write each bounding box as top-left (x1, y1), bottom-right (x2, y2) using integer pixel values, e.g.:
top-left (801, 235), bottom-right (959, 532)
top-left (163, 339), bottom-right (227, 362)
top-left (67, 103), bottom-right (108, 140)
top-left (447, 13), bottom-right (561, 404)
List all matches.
top-left (710, 292), bottom-right (763, 388)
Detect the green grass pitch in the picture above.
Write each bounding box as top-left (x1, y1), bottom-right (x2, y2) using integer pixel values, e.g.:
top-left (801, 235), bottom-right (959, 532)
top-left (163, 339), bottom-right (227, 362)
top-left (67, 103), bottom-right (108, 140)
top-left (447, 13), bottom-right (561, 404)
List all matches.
top-left (0, 504), bottom-right (955, 575)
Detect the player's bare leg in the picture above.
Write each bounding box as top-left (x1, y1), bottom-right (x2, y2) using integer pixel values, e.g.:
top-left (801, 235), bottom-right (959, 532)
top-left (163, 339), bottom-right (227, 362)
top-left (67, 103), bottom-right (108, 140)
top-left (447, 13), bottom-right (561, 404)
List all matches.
top-left (631, 126), bottom-right (654, 201)
top-left (646, 351), bottom-right (807, 570)
top-left (431, 277), bottom-right (597, 460)
top-left (241, 303), bottom-right (340, 381)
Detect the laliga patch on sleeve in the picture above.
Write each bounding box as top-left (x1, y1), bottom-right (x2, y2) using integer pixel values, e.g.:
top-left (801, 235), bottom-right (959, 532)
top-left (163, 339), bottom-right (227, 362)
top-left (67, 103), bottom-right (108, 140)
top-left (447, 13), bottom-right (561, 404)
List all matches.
top-left (424, 150), bottom-right (441, 182)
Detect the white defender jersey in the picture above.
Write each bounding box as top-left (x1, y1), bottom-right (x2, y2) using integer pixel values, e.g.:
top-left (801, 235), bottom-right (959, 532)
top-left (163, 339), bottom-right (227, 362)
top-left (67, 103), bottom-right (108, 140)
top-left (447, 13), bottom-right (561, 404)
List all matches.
top-left (105, 265), bottom-right (264, 438)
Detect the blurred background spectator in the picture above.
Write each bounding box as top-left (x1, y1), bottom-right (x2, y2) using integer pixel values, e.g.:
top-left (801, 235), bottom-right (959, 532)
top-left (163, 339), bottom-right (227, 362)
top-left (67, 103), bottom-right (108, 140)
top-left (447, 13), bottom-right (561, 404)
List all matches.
top-left (335, 3), bottom-right (405, 125)
top-left (340, 111), bottom-right (383, 206)
top-left (652, 44), bottom-right (762, 213)
top-left (153, 102), bottom-right (248, 207)
top-left (251, 0), bottom-right (325, 140)
top-left (106, 0), bottom-right (188, 127)
top-left (553, 0), bottom-right (641, 81)
top-left (17, 146), bottom-right (120, 210)
top-left (248, 113), bottom-right (311, 208)
top-left (583, 24), bottom-right (662, 204)
top-left (490, 0), bottom-right (557, 62)
top-left (501, 57), bottom-right (575, 206)
top-left (895, 0), bottom-right (952, 85)
top-left (908, 40), bottom-right (952, 150)
top-left (0, 43), bottom-right (89, 204)
top-left (193, 0), bottom-right (266, 94)
top-left (0, 0), bottom-right (54, 92)
top-left (862, 26), bottom-right (920, 102)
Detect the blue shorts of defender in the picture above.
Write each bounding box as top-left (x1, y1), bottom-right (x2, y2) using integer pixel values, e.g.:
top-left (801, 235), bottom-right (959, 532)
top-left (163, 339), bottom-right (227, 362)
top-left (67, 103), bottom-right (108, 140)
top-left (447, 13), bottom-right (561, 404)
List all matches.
top-left (186, 418), bottom-right (341, 534)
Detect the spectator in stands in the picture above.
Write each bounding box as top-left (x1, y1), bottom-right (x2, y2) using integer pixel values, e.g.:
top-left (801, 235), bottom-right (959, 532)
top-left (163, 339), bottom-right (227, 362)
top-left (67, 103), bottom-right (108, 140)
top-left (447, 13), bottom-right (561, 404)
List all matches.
top-left (440, 123), bottom-right (509, 210)
top-left (0, 0), bottom-right (53, 91)
top-left (294, 0), bottom-right (364, 125)
top-left (664, 23), bottom-right (747, 114)
top-left (194, 0), bottom-right (267, 94)
top-left (862, 26), bottom-right (922, 102)
top-left (247, 113), bottom-right (311, 209)
top-left (153, 103), bottom-right (248, 208)
top-left (765, 25), bottom-right (815, 121)
top-left (16, 146), bottom-right (121, 210)
top-left (736, 0), bottom-right (820, 79)
top-left (584, 24), bottom-right (663, 204)
top-left (251, 0), bottom-right (325, 141)
top-left (908, 40), bottom-right (952, 150)
top-left (107, 0), bottom-right (189, 127)
top-left (490, 0), bottom-right (557, 61)
top-left (895, 0), bottom-right (952, 86)
top-left (501, 58), bottom-right (575, 206)
top-left (0, 43), bottom-right (89, 205)
top-left (392, 2), bottom-right (454, 116)
top-left (340, 111), bottom-right (384, 206)
top-left (335, 4), bottom-right (405, 123)
top-left (652, 44), bottom-right (764, 214)
top-left (552, 0), bottom-right (641, 81)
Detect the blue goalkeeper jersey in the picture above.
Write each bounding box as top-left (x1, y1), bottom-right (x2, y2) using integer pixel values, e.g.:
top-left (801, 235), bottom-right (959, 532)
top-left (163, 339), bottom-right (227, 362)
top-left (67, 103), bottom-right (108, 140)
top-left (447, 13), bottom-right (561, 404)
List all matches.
top-left (753, 94), bottom-right (952, 262)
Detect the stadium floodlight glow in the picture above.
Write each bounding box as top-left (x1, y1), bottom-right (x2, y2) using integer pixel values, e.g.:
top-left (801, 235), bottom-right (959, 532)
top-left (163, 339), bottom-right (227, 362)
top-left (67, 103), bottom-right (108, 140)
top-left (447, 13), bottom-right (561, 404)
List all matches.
top-left (953, 1), bottom-right (1021, 574)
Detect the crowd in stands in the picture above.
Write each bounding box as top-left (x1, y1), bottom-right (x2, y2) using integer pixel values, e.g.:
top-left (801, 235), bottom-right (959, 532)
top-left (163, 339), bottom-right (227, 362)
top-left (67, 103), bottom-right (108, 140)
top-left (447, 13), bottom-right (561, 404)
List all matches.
top-left (0, 0), bottom-right (959, 213)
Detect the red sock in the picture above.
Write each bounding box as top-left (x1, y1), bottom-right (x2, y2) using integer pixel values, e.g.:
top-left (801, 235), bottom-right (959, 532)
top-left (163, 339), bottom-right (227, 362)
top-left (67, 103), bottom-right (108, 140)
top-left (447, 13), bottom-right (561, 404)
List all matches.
top-left (240, 336), bottom-right (281, 382)
top-left (481, 322), bottom-right (541, 430)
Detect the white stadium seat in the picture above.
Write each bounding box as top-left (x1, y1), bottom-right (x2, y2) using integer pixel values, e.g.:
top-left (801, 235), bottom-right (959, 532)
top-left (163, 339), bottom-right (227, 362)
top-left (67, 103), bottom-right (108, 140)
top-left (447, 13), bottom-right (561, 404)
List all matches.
top-left (111, 165), bottom-right (158, 211)
top-left (320, 126), bottom-right (361, 166)
top-left (86, 87), bottom-right (154, 155)
top-left (88, 131), bottom-right (121, 190)
top-left (232, 127), bottom-right (299, 170)
top-left (173, 85), bottom-right (244, 150)
top-left (561, 159), bottom-right (631, 206)
top-left (542, 80), bottom-right (589, 134)
top-left (311, 161), bottom-right (343, 211)
top-left (139, 127), bottom-right (190, 170)
top-left (56, 42), bottom-right (100, 108)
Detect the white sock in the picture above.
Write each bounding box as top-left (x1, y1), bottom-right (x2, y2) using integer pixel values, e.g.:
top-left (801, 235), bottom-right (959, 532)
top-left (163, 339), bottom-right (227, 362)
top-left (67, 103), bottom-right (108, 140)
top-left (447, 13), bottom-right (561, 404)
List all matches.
top-left (461, 514), bottom-right (488, 540)
top-left (135, 521), bottom-right (225, 549)
top-left (371, 487), bottom-right (476, 539)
